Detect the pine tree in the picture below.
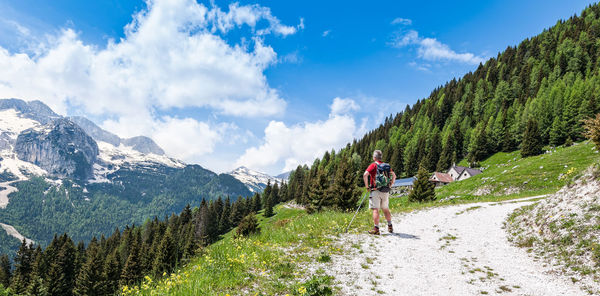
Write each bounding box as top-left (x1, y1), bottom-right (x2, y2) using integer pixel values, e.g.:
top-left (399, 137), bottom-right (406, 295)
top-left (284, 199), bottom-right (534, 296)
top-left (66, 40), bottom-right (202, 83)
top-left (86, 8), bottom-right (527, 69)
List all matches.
top-left (205, 201), bottom-right (220, 244)
top-left (251, 193), bottom-right (261, 213)
top-left (47, 234), bottom-right (76, 296)
top-left (218, 197), bottom-right (232, 234)
top-left (279, 182), bottom-right (288, 203)
top-left (408, 166), bottom-right (436, 202)
top-left (120, 235), bottom-right (142, 287)
top-left (521, 118), bottom-right (543, 157)
top-left (437, 133), bottom-right (455, 171)
top-left (10, 240), bottom-right (33, 294)
top-left (100, 250), bottom-right (121, 296)
top-left (0, 255), bottom-right (10, 288)
top-left (229, 197), bottom-right (245, 227)
top-left (425, 129), bottom-right (442, 172)
top-left (329, 157), bottom-right (359, 211)
top-left (263, 193), bottom-right (274, 217)
top-left (549, 115), bottom-right (566, 146)
top-left (74, 238), bottom-right (104, 296)
top-left (152, 227), bottom-right (176, 278)
top-left (468, 122), bottom-right (489, 164)
top-left (271, 183), bottom-right (280, 205)
top-left (307, 169), bottom-right (330, 212)
top-left (26, 275), bottom-right (48, 296)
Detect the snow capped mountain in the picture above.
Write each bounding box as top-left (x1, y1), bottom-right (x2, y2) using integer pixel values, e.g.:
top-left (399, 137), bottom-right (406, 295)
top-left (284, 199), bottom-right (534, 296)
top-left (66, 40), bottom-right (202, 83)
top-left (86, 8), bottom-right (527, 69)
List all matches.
top-left (0, 98), bottom-right (182, 185)
top-left (227, 166), bottom-right (283, 193)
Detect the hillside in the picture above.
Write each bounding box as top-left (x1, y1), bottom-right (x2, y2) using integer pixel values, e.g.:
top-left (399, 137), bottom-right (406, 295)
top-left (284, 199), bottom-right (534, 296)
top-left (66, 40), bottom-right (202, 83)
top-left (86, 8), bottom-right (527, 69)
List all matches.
top-left (111, 145), bottom-right (598, 296)
top-left (435, 141), bottom-right (599, 201)
top-left (506, 165), bottom-right (600, 293)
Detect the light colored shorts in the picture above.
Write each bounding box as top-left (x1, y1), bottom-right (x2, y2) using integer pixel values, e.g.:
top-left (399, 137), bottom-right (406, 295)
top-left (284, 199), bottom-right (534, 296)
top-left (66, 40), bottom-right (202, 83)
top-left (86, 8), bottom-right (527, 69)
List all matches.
top-left (369, 190), bottom-right (389, 209)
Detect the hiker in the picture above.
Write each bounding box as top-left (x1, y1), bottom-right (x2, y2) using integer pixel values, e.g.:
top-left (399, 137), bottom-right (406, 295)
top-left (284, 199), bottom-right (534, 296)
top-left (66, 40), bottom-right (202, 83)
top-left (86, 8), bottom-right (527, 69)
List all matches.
top-left (363, 150), bottom-right (396, 235)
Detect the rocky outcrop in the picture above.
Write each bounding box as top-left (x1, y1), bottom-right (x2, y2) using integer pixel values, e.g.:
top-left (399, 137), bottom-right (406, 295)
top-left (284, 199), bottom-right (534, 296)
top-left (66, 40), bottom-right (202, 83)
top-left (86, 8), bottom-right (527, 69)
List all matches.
top-left (15, 118), bottom-right (99, 180)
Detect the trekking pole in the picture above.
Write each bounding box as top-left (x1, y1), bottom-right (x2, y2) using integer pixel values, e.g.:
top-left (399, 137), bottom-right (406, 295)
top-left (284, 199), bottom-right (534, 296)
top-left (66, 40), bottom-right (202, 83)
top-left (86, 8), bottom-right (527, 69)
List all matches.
top-left (344, 189), bottom-right (370, 233)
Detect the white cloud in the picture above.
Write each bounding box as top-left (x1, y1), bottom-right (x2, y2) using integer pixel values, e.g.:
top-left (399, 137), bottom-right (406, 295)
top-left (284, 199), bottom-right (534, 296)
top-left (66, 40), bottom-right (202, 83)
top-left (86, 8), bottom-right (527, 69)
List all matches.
top-left (330, 97), bottom-right (359, 116)
top-left (236, 97), bottom-right (363, 173)
top-left (281, 51), bottom-right (302, 64)
top-left (391, 18), bottom-right (412, 25)
top-left (0, 0), bottom-right (300, 164)
top-left (322, 30), bottom-right (331, 37)
top-left (0, 0), bottom-right (298, 118)
top-left (392, 30), bottom-right (485, 65)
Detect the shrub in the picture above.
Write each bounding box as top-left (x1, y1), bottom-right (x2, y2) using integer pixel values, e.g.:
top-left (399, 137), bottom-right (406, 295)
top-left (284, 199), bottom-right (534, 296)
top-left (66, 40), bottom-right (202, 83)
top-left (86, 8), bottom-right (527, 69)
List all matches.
top-left (582, 113), bottom-right (600, 150)
top-left (235, 212), bottom-right (260, 237)
top-left (297, 276), bottom-right (333, 296)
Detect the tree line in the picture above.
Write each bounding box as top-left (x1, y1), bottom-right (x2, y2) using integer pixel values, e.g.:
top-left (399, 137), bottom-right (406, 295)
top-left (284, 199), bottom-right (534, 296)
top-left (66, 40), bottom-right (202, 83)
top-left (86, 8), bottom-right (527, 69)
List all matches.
top-left (0, 184), bottom-right (287, 296)
top-left (288, 3), bottom-right (600, 208)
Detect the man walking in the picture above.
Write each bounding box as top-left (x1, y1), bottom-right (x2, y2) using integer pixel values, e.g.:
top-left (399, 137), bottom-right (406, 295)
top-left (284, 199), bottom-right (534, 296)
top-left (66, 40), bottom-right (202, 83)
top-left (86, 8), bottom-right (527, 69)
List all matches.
top-left (363, 150), bottom-right (396, 235)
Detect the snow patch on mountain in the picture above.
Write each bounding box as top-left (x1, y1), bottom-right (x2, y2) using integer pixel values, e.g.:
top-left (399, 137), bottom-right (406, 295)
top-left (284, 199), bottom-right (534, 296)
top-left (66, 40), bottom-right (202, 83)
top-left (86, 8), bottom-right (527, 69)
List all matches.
top-left (228, 166), bottom-right (283, 193)
top-left (91, 141), bottom-right (185, 183)
top-left (0, 109), bottom-right (41, 139)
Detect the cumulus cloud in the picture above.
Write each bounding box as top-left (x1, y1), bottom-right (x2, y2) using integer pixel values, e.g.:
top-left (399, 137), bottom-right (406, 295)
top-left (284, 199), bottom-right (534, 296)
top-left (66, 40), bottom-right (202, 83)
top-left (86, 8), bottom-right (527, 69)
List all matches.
top-left (391, 29), bottom-right (485, 65)
top-left (0, 0), bottom-right (301, 162)
top-left (391, 18), bottom-right (412, 25)
top-left (236, 97), bottom-right (363, 173)
top-left (330, 97), bottom-right (359, 116)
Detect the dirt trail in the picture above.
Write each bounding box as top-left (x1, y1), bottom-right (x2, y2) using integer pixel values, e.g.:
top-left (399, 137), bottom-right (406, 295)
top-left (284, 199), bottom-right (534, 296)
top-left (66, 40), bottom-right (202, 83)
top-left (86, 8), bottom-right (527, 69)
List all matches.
top-left (328, 197), bottom-right (585, 295)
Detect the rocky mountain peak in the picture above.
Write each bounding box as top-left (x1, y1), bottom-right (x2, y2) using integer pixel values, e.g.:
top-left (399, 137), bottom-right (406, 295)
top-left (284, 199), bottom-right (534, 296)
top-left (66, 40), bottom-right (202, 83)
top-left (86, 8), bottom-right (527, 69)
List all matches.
top-left (15, 118), bottom-right (99, 180)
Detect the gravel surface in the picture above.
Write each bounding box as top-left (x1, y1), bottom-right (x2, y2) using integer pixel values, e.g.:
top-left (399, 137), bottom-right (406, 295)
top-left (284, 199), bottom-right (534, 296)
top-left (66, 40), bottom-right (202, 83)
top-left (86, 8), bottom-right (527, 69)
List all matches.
top-left (326, 197), bottom-right (585, 295)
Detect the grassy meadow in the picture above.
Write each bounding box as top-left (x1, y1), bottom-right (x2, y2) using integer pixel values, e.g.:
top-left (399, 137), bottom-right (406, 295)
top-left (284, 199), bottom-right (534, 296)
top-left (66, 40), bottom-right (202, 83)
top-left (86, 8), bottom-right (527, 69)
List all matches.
top-left (122, 142), bottom-right (599, 296)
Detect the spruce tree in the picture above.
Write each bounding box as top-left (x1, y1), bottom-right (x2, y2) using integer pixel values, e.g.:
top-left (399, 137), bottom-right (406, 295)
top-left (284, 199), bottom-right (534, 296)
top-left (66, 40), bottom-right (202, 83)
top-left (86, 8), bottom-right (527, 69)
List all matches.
top-left (408, 166), bottom-right (436, 202)
top-left (521, 119), bottom-right (543, 157)
top-left (263, 193), bottom-right (274, 217)
top-left (218, 197), bottom-right (232, 234)
top-left (279, 182), bottom-right (288, 202)
top-left (549, 115), bottom-right (566, 146)
top-left (74, 238), bottom-right (104, 296)
top-left (271, 183), bottom-right (280, 205)
top-left (152, 227), bottom-right (176, 278)
top-left (251, 193), bottom-right (261, 212)
top-left (329, 157), bottom-right (359, 211)
top-left (229, 197), bottom-right (244, 227)
top-left (47, 235), bottom-right (76, 296)
top-left (100, 250), bottom-right (121, 296)
top-left (120, 239), bottom-right (142, 287)
top-left (437, 133), bottom-right (454, 171)
top-left (425, 130), bottom-right (442, 172)
top-left (26, 275), bottom-right (48, 296)
top-left (307, 169), bottom-right (330, 212)
top-left (10, 240), bottom-right (33, 294)
top-left (0, 255), bottom-right (10, 288)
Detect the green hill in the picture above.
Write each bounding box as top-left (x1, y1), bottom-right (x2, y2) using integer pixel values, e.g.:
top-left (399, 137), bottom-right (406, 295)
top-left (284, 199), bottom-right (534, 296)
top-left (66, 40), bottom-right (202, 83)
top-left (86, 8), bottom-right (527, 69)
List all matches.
top-left (436, 141), bottom-right (599, 201)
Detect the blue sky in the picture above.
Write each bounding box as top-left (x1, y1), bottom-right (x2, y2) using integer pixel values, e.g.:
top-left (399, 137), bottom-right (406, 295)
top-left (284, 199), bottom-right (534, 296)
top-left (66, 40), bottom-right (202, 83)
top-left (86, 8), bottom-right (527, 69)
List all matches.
top-left (0, 0), bottom-right (595, 174)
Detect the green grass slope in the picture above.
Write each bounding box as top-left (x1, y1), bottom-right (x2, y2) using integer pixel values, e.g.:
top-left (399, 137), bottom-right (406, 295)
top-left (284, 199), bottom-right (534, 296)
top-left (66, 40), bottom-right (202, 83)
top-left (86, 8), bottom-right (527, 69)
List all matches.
top-left (437, 141), bottom-right (599, 201)
top-left (125, 143), bottom-right (599, 296)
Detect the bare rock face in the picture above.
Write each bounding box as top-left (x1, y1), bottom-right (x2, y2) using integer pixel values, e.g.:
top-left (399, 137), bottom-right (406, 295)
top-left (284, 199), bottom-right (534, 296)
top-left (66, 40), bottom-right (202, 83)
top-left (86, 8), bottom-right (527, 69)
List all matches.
top-left (15, 118), bottom-right (99, 180)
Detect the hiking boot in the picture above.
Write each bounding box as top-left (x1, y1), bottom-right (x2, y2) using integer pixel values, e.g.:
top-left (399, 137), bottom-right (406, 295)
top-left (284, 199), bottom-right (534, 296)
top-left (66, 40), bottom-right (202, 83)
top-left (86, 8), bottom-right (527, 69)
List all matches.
top-left (388, 224), bottom-right (393, 233)
top-left (368, 226), bottom-right (380, 235)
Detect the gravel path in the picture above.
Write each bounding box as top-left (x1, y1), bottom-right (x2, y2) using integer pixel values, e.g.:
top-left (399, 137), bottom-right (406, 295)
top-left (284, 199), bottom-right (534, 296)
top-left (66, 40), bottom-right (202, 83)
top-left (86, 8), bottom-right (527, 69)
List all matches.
top-left (327, 197), bottom-right (585, 296)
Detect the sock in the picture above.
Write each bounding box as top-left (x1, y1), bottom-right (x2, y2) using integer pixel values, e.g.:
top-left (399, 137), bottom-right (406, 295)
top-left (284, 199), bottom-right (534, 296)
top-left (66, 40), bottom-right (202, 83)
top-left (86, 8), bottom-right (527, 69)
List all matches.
top-left (387, 221), bottom-right (392, 226)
